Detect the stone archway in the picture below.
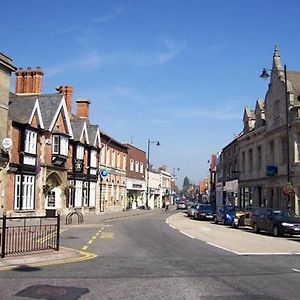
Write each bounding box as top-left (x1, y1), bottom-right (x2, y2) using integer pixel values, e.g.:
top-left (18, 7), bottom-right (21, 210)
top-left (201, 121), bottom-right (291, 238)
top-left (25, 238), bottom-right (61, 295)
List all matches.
top-left (45, 172), bottom-right (63, 209)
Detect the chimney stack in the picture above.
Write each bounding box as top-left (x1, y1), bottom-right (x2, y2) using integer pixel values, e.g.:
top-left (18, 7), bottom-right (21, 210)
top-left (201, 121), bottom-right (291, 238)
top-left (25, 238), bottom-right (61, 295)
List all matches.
top-left (56, 85), bottom-right (74, 112)
top-left (33, 67), bottom-right (44, 94)
top-left (15, 67), bottom-right (24, 94)
top-left (15, 66), bottom-right (44, 94)
top-left (76, 98), bottom-right (90, 119)
top-left (24, 67), bottom-right (33, 93)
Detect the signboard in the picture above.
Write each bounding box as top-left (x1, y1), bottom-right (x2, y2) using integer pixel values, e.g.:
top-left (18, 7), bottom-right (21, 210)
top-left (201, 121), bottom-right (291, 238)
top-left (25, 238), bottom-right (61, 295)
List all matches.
top-left (266, 165), bottom-right (277, 177)
top-left (101, 169), bottom-right (108, 177)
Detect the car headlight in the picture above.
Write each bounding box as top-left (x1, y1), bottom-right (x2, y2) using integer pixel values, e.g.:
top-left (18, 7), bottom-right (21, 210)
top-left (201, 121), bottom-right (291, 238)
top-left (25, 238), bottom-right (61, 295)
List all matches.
top-left (282, 222), bottom-right (294, 227)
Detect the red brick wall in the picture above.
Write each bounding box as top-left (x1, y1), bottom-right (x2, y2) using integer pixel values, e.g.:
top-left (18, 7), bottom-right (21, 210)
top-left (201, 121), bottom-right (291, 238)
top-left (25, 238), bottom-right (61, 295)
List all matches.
top-left (125, 144), bottom-right (146, 180)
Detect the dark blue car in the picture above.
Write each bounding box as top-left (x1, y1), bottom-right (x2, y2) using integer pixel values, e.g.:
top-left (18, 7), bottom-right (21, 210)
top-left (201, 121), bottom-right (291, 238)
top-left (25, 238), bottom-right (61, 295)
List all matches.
top-left (215, 205), bottom-right (237, 225)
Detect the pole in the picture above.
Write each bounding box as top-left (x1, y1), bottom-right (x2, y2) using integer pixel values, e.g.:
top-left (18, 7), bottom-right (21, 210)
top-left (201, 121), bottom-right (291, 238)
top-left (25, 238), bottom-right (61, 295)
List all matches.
top-left (146, 139), bottom-right (150, 208)
top-left (284, 64), bottom-right (291, 208)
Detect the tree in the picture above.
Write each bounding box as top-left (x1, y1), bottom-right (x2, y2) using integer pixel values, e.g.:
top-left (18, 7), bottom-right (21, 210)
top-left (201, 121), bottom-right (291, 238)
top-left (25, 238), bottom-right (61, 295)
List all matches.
top-left (182, 176), bottom-right (190, 193)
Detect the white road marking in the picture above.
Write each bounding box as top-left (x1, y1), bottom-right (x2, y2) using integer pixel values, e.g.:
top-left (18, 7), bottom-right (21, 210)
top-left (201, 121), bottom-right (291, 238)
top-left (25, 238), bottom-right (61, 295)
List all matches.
top-left (292, 268), bottom-right (300, 272)
top-left (206, 242), bottom-right (240, 255)
top-left (169, 225), bottom-right (176, 229)
top-left (179, 231), bottom-right (195, 239)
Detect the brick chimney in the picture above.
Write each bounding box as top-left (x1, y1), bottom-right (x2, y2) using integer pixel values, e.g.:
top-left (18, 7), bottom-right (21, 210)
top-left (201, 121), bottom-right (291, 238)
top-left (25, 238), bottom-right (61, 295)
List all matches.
top-left (15, 66), bottom-right (43, 94)
top-left (76, 98), bottom-right (90, 119)
top-left (32, 67), bottom-right (44, 94)
top-left (24, 67), bottom-right (33, 93)
top-left (56, 86), bottom-right (74, 112)
top-left (15, 67), bottom-right (24, 94)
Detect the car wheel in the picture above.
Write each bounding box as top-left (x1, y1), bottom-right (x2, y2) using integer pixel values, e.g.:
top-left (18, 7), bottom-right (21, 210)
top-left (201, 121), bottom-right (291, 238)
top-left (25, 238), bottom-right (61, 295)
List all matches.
top-left (253, 223), bottom-right (260, 233)
top-left (273, 225), bottom-right (282, 237)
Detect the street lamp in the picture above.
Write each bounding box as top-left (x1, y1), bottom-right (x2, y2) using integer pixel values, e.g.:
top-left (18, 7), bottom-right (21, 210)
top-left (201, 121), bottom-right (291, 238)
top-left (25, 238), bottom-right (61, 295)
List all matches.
top-left (172, 167), bottom-right (180, 179)
top-left (146, 139), bottom-right (160, 208)
top-left (260, 64), bottom-right (291, 207)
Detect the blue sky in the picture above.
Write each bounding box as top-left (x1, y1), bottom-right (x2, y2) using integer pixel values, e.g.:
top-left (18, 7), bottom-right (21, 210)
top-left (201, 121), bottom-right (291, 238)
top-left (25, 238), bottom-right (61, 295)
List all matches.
top-left (2, 0), bottom-right (300, 186)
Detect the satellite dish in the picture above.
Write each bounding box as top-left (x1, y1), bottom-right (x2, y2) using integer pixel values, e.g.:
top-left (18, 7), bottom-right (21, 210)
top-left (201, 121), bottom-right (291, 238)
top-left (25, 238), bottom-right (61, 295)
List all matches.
top-left (2, 138), bottom-right (12, 150)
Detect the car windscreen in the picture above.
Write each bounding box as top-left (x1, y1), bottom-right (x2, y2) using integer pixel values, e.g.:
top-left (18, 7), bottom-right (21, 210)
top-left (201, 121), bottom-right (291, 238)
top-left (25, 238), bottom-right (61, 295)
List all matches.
top-left (273, 210), bottom-right (300, 219)
top-left (199, 205), bottom-right (212, 212)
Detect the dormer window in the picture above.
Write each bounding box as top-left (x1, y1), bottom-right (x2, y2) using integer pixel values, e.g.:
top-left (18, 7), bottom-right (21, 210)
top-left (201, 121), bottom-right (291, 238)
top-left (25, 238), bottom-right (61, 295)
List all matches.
top-left (23, 129), bottom-right (37, 165)
top-left (52, 135), bottom-right (68, 156)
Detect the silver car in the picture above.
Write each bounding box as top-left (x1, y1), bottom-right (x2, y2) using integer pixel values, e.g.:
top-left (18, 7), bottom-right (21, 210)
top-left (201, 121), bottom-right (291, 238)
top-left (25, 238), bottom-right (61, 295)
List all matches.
top-left (187, 203), bottom-right (200, 218)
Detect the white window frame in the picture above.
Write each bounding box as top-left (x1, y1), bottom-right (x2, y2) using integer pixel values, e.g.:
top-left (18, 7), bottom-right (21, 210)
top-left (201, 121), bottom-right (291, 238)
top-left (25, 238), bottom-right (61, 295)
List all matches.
top-left (74, 180), bottom-right (83, 207)
top-left (89, 182), bottom-right (96, 207)
top-left (52, 135), bottom-right (69, 156)
top-left (140, 163), bottom-right (144, 174)
top-left (76, 145), bottom-right (84, 160)
top-left (60, 136), bottom-right (68, 156)
top-left (24, 130), bottom-right (37, 154)
top-left (90, 150), bottom-right (97, 168)
top-left (130, 159), bottom-right (134, 171)
top-left (52, 135), bottom-right (60, 154)
top-left (83, 181), bottom-right (88, 206)
top-left (14, 174), bottom-right (35, 210)
top-left (135, 161), bottom-right (139, 172)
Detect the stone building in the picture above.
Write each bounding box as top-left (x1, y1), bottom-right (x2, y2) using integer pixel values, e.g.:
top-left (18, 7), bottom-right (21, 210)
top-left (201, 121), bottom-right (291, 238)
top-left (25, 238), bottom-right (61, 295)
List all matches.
top-left (237, 46), bottom-right (300, 213)
top-left (99, 132), bottom-right (127, 212)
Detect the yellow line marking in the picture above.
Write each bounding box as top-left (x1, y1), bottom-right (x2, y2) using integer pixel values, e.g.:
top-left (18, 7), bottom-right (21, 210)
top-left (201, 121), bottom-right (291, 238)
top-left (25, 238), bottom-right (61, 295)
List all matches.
top-left (82, 246), bottom-right (88, 251)
top-left (100, 232), bottom-right (114, 239)
top-left (92, 236), bottom-right (97, 240)
top-left (0, 247), bottom-right (97, 272)
top-left (96, 232), bottom-right (100, 236)
top-left (88, 240), bottom-right (93, 244)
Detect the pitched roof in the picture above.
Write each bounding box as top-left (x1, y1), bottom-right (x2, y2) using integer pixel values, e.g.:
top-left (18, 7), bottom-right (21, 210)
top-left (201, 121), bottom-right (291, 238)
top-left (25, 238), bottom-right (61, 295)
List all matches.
top-left (70, 117), bottom-right (86, 141)
top-left (9, 94), bottom-right (37, 124)
top-left (38, 94), bottom-right (63, 130)
top-left (87, 124), bottom-right (100, 147)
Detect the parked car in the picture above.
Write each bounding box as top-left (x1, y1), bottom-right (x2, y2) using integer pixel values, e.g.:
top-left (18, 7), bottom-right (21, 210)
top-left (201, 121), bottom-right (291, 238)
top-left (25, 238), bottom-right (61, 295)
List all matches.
top-left (187, 203), bottom-right (200, 217)
top-left (251, 208), bottom-right (300, 237)
top-left (232, 209), bottom-right (253, 228)
top-left (176, 200), bottom-right (186, 210)
top-left (215, 205), bottom-right (237, 225)
top-left (194, 204), bottom-right (214, 221)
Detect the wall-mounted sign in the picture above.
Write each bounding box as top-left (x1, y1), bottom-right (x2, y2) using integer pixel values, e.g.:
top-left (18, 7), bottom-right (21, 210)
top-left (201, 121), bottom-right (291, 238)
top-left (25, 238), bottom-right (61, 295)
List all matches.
top-left (266, 165), bottom-right (277, 177)
top-left (101, 169), bottom-right (108, 177)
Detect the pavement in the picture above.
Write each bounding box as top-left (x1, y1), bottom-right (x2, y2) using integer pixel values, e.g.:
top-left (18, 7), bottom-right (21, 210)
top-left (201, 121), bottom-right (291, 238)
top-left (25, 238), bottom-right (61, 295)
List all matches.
top-left (0, 207), bottom-right (162, 271)
top-left (167, 211), bottom-right (300, 255)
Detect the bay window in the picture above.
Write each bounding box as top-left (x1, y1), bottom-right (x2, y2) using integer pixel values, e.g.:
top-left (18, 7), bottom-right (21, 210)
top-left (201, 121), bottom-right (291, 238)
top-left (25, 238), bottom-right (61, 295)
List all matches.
top-left (52, 135), bottom-right (68, 156)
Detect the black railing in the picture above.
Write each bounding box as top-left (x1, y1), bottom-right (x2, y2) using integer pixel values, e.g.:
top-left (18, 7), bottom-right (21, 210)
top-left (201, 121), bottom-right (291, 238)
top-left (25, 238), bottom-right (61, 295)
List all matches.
top-left (0, 214), bottom-right (60, 258)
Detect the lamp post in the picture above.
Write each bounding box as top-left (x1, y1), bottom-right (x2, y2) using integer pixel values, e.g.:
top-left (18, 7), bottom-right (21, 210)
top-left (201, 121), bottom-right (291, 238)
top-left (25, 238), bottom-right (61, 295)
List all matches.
top-left (260, 64), bottom-right (291, 208)
top-left (146, 139), bottom-right (160, 208)
top-left (172, 167), bottom-right (180, 179)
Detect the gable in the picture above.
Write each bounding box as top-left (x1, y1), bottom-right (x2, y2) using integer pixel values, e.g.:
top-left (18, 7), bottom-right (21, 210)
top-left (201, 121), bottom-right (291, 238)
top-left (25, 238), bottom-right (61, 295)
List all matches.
top-left (79, 122), bottom-right (89, 144)
top-left (49, 99), bottom-right (73, 138)
top-left (52, 107), bottom-right (68, 134)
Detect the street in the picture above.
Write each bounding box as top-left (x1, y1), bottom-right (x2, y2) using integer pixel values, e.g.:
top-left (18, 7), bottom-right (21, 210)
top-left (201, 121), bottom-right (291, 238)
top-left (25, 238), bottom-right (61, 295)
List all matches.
top-left (0, 210), bottom-right (300, 299)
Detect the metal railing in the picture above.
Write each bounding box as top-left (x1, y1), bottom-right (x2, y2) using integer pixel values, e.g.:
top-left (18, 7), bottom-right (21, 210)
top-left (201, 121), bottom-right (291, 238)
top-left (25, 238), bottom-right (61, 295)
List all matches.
top-left (0, 214), bottom-right (60, 258)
